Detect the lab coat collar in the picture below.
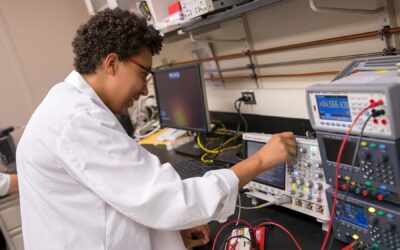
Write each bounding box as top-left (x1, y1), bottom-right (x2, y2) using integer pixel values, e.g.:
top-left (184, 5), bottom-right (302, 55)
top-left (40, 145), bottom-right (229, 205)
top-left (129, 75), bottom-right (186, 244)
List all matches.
top-left (65, 70), bottom-right (111, 112)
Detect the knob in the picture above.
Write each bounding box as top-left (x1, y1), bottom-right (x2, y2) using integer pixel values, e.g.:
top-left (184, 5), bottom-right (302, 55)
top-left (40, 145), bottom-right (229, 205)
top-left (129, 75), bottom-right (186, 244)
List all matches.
top-left (368, 215), bottom-right (379, 226)
top-left (315, 183), bottom-right (323, 190)
top-left (370, 189), bottom-right (379, 198)
top-left (305, 181), bottom-right (314, 188)
top-left (377, 155), bottom-right (389, 164)
top-left (290, 177), bottom-right (296, 183)
top-left (296, 178), bottom-right (304, 185)
top-left (360, 152), bottom-right (372, 161)
top-left (305, 162), bottom-right (312, 168)
top-left (376, 193), bottom-right (388, 201)
top-left (297, 192), bottom-right (304, 198)
top-left (383, 222), bottom-right (396, 231)
top-left (315, 163), bottom-right (323, 168)
top-left (299, 148), bottom-right (307, 153)
top-left (315, 173), bottom-right (323, 179)
top-left (314, 197), bottom-right (322, 203)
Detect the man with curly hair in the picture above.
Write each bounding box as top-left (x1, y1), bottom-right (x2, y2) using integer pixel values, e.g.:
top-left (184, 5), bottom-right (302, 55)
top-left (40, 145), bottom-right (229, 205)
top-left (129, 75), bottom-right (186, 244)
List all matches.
top-left (16, 8), bottom-right (296, 250)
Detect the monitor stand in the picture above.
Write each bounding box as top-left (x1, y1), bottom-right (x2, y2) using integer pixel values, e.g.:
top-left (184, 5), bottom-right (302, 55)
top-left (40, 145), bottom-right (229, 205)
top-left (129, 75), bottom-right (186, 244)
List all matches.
top-left (174, 140), bottom-right (204, 157)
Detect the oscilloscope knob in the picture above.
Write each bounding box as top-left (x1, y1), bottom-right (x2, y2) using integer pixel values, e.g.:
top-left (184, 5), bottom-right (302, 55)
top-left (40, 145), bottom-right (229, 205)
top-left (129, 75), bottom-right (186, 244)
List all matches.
top-left (360, 152), bottom-right (372, 161)
top-left (296, 178), bottom-right (305, 185)
top-left (314, 197), bottom-right (322, 203)
top-left (377, 155), bottom-right (389, 164)
top-left (315, 173), bottom-right (323, 179)
top-left (368, 215), bottom-right (379, 226)
top-left (305, 162), bottom-right (312, 168)
top-left (299, 148), bottom-right (307, 153)
top-left (383, 221), bottom-right (396, 231)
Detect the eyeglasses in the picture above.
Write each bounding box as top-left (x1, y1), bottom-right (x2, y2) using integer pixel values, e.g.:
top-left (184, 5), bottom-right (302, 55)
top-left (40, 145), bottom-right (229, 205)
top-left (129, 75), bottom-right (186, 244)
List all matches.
top-left (130, 58), bottom-right (154, 83)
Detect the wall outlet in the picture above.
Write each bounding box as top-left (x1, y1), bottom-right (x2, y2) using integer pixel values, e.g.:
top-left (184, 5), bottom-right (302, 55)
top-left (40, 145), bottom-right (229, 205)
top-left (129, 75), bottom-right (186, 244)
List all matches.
top-left (241, 91), bottom-right (256, 104)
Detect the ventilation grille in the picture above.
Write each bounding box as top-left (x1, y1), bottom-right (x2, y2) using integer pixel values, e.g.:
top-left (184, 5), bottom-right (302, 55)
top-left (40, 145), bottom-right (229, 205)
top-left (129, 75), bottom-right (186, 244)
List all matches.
top-left (362, 55), bottom-right (400, 69)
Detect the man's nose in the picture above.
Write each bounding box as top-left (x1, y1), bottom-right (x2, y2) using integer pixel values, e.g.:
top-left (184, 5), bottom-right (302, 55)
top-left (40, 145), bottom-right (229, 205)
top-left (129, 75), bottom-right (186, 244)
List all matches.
top-left (142, 85), bottom-right (149, 96)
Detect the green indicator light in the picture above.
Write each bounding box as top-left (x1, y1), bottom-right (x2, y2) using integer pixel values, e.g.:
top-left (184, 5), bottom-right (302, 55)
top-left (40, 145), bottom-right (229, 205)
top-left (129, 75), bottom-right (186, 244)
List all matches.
top-left (365, 181), bottom-right (371, 187)
top-left (373, 243), bottom-right (379, 249)
top-left (369, 143), bottom-right (377, 148)
top-left (310, 145), bottom-right (318, 153)
top-left (377, 210), bottom-right (385, 216)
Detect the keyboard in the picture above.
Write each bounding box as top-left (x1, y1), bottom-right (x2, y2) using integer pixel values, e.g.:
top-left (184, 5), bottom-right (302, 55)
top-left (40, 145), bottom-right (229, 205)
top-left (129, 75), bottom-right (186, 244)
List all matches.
top-left (212, 149), bottom-right (243, 166)
top-left (171, 158), bottom-right (224, 179)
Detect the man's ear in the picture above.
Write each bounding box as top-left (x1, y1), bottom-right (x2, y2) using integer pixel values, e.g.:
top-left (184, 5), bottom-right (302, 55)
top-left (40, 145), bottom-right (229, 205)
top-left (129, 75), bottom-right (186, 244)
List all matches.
top-left (104, 53), bottom-right (119, 75)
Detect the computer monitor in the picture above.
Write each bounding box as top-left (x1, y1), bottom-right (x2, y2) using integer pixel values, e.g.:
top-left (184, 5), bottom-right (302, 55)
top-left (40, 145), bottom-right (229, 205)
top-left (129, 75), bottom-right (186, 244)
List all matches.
top-left (153, 63), bottom-right (211, 133)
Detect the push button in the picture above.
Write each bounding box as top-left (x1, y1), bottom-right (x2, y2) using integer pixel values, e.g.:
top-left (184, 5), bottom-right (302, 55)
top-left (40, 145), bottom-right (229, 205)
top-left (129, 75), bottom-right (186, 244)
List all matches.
top-left (387, 213), bottom-right (394, 220)
top-left (369, 143), bottom-right (377, 148)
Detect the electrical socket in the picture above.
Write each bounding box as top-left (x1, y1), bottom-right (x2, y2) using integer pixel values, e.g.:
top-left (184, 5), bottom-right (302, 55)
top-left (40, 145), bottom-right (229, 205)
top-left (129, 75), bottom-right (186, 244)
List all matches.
top-left (241, 91), bottom-right (256, 104)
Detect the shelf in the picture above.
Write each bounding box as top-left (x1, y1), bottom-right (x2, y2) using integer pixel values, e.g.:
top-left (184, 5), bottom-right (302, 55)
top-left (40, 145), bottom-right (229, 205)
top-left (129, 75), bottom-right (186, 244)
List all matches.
top-left (180, 0), bottom-right (282, 33)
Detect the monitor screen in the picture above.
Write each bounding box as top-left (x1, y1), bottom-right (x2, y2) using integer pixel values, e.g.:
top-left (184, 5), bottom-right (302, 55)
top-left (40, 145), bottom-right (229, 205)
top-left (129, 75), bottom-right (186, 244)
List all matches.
top-left (322, 137), bottom-right (360, 167)
top-left (336, 201), bottom-right (368, 229)
top-left (316, 95), bottom-right (351, 122)
top-left (246, 140), bottom-right (286, 190)
top-left (153, 63), bottom-right (211, 133)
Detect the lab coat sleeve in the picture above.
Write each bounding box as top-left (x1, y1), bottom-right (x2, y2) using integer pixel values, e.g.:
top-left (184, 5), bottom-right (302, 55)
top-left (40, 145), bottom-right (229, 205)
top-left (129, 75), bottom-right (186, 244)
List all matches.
top-left (56, 108), bottom-right (239, 230)
top-left (0, 173), bottom-right (10, 196)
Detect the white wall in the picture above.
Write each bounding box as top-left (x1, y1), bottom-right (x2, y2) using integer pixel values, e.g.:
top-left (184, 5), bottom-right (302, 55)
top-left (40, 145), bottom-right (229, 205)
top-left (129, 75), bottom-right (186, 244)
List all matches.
top-left (0, 0), bottom-right (89, 139)
top-left (0, 0), bottom-right (399, 139)
top-left (154, 0), bottom-right (399, 119)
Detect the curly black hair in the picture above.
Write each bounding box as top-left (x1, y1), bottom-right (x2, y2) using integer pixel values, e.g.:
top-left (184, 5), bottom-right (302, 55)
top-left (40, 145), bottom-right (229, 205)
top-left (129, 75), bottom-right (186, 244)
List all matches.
top-left (72, 8), bottom-right (163, 74)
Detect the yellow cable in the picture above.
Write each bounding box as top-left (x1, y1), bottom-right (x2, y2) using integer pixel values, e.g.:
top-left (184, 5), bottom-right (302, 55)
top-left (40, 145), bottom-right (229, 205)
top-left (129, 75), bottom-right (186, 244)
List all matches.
top-left (200, 143), bottom-right (242, 164)
top-left (197, 134), bottom-right (239, 154)
top-left (211, 120), bottom-right (227, 130)
top-left (198, 133), bottom-right (242, 163)
top-left (201, 152), bottom-right (214, 164)
top-left (197, 134), bottom-right (220, 154)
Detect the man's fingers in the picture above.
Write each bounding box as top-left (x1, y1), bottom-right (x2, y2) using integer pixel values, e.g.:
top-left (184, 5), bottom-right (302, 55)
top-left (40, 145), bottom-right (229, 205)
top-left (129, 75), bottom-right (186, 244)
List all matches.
top-left (280, 131), bottom-right (294, 138)
top-left (198, 225), bottom-right (211, 236)
top-left (186, 238), bottom-right (210, 248)
top-left (284, 138), bottom-right (297, 147)
top-left (194, 228), bottom-right (210, 242)
top-left (287, 144), bottom-right (297, 156)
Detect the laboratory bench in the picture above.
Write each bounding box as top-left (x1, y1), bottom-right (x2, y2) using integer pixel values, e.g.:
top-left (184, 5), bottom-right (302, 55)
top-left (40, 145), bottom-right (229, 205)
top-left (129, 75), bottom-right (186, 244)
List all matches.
top-left (144, 144), bottom-right (346, 250)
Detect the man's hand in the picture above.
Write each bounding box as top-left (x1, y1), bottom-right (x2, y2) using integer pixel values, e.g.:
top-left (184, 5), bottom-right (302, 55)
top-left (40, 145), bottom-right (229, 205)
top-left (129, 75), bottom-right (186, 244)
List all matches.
top-left (254, 132), bottom-right (297, 169)
top-left (180, 224), bottom-right (211, 249)
top-left (231, 131), bottom-right (297, 189)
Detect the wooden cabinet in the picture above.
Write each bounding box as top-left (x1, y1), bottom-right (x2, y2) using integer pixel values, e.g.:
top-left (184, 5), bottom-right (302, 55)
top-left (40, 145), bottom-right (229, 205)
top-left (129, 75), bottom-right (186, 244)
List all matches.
top-left (0, 195), bottom-right (23, 250)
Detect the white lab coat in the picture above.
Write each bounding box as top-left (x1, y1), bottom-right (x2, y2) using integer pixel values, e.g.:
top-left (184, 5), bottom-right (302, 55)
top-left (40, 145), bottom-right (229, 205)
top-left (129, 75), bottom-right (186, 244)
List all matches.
top-left (16, 71), bottom-right (239, 250)
top-left (0, 173), bottom-right (10, 196)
